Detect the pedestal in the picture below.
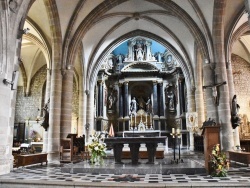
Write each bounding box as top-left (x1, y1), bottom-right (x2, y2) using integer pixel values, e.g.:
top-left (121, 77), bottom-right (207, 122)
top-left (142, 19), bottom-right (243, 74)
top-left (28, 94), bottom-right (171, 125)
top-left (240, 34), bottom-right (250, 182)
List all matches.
top-left (202, 126), bottom-right (220, 172)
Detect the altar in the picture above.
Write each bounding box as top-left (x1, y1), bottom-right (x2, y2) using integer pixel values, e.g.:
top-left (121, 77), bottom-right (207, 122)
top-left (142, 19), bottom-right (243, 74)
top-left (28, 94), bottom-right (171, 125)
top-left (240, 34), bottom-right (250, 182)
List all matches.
top-left (104, 137), bottom-right (167, 164)
top-left (122, 130), bottom-right (161, 137)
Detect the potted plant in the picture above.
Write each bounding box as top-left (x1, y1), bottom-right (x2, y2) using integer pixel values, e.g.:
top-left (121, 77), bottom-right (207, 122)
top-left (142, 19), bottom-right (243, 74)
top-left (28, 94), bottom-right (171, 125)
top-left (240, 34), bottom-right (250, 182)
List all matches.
top-left (210, 144), bottom-right (230, 177)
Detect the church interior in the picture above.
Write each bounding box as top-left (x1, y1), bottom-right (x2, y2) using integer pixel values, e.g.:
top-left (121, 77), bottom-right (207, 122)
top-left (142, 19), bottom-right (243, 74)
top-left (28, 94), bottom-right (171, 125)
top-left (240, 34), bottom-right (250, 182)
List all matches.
top-left (1, 0), bottom-right (250, 187)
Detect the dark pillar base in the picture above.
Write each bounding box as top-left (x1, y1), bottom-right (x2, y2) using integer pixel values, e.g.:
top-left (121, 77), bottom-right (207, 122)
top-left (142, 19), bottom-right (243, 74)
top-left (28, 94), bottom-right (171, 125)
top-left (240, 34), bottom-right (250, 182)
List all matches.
top-left (128, 143), bottom-right (140, 165)
top-left (113, 143), bottom-right (124, 164)
top-left (146, 143), bottom-right (157, 164)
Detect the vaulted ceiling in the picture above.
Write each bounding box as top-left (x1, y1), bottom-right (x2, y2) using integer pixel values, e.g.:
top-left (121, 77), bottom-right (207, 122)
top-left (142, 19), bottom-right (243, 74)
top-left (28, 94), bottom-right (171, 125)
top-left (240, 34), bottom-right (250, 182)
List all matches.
top-left (19, 0), bottom-right (248, 87)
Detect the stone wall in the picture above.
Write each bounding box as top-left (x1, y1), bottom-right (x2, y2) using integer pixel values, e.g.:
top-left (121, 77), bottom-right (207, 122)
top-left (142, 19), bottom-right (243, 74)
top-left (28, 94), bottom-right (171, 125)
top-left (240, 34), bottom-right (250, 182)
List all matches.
top-left (15, 66), bottom-right (47, 123)
top-left (15, 66), bottom-right (79, 124)
top-left (231, 54), bottom-right (250, 120)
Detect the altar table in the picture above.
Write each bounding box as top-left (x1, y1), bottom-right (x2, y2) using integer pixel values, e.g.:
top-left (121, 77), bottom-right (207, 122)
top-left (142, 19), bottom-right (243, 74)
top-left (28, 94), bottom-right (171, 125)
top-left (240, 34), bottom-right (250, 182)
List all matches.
top-left (104, 137), bottom-right (167, 164)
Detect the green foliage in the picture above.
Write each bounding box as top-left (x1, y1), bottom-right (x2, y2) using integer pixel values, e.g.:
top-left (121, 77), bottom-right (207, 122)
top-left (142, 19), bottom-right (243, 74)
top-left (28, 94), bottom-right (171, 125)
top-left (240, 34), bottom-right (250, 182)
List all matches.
top-left (88, 131), bottom-right (107, 164)
top-left (210, 144), bottom-right (230, 177)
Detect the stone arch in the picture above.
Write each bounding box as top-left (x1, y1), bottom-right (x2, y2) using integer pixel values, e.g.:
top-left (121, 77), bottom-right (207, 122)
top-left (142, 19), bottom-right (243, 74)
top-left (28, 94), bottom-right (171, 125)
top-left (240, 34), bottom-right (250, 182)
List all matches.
top-left (88, 30), bottom-right (194, 92)
top-left (225, 6), bottom-right (246, 63)
top-left (66, 0), bottom-right (210, 74)
top-left (18, 61), bottom-right (27, 96)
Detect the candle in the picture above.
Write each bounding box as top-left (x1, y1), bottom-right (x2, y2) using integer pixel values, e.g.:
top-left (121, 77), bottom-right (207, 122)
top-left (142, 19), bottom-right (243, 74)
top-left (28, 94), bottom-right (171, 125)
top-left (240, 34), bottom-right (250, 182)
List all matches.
top-left (177, 128), bottom-right (180, 134)
top-left (172, 128), bottom-right (175, 133)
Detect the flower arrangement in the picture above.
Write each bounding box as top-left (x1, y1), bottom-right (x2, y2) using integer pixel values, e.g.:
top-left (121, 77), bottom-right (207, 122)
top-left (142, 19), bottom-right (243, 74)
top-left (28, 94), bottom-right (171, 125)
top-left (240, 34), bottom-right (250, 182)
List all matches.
top-left (210, 144), bottom-right (230, 177)
top-left (88, 131), bottom-right (107, 165)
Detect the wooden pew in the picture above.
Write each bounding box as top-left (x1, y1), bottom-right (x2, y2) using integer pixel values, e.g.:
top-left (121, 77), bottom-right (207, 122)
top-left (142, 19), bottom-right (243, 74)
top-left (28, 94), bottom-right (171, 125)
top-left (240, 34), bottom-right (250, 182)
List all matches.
top-left (228, 151), bottom-right (250, 166)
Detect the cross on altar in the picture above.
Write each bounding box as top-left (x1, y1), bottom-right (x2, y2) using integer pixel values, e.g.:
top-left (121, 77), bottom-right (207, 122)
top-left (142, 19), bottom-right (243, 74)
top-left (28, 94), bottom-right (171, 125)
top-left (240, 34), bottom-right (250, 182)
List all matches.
top-left (203, 81), bottom-right (226, 106)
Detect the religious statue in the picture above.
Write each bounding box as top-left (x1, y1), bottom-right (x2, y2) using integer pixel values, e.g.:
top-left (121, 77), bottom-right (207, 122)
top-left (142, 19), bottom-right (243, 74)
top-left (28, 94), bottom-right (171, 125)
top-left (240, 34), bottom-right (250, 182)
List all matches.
top-left (167, 91), bottom-right (175, 111)
top-left (146, 97), bottom-right (152, 113)
top-left (130, 97), bottom-right (138, 115)
top-left (135, 44), bottom-right (144, 61)
top-left (203, 81), bottom-right (226, 106)
top-left (138, 96), bottom-right (145, 109)
top-left (107, 89), bottom-right (117, 110)
top-left (116, 53), bottom-right (124, 64)
top-left (231, 95), bottom-right (241, 129)
top-left (41, 98), bottom-right (50, 131)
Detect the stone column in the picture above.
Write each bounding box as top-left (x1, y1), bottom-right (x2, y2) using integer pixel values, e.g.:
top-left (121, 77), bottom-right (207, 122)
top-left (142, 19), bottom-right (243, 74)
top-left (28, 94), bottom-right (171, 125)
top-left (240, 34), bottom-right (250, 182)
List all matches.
top-left (60, 69), bottom-right (74, 139)
top-left (42, 69), bottom-right (51, 153)
top-left (227, 60), bottom-right (240, 147)
top-left (124, 82), bottom-right (129, 117)
top-left (152, 81), bottom-right (158, 117)
top-left (203, 63), bottom-right (217, 120)
top-left (186, 86), bottom-right (196, 151)
top-left (213, 0), bottom-right (234, 151)
top-left (47, 63), bottom-right (62, 162)
top-left (85, 88), bottom-right (95, 143)
top-left (195, 52), bottom-right (205, 128)
top-left (78, 78), bottom-right (84, 136)
top-left (97, 81), bottom-right (103, 117)
top-left (187, 87), bottom-right (196, 112)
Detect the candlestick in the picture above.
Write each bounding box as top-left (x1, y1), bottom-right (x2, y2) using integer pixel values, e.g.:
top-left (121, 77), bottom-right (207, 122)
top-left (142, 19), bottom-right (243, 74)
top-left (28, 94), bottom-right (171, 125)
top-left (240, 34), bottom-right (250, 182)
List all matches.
top-left (172, 128), bottom-right (175, 133)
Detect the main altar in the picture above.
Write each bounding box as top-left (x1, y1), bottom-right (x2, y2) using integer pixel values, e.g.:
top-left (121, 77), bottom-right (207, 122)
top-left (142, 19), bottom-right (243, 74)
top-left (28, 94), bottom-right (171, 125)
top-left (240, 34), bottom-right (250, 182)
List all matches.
top-left (94, 36), bottom-right (189, 151)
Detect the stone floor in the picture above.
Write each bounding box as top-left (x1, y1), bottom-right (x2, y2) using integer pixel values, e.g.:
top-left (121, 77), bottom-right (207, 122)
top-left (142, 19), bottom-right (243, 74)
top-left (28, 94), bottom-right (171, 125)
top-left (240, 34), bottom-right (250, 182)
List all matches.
top-left (0, 151), bottom-right (250, 187)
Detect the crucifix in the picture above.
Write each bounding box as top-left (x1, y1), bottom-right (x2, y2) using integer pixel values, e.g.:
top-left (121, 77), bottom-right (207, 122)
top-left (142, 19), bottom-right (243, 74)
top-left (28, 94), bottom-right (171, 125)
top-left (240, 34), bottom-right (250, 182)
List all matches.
top-left (203, 81), bottom-right (227, 106)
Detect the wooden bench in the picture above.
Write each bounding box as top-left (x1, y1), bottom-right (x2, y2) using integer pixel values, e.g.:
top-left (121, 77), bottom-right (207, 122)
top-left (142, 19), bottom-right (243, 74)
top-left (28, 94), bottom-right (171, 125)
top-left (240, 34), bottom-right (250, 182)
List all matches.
top-left (228, 151), bottom-right (250, 166)
top-left (15, 153), bottom-right (47, 167)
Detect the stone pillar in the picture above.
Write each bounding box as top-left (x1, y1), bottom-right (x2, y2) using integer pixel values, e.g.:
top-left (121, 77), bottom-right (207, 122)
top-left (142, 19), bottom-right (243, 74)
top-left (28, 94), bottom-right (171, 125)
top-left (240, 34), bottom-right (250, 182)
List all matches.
top-left (227, 60), bottom-right (240, 147)
top-left (124, 82), bottom-right (129, 117)
top-left (78, 78), bottom-right (84, 136)
top-left (97, 81), bottom-right (103, 117)
top-left (213, 0), bottom-right (234, 151)
top-left (186, 86), bottom-right (196, 152)
top-left (159, 82), bottom-right (164, 117)
top-left (85, 88), bottom-right (95, 143)
top-left (195, 52), bottom-right (205, 128)
top-left (47, 63), bottom-right (62, 162)
top-left (203, 63), bottom-right (217, 120)
top-left (60, 69), bottom-right (74, 139)
top-left (119, 83), bottom-right (123, 118)
top-left (152, 81), bottom-right (158, 117)
top-left (187, 87), bottom-right (196, 112)
top-left (42, 69), bottom-right (51, 153)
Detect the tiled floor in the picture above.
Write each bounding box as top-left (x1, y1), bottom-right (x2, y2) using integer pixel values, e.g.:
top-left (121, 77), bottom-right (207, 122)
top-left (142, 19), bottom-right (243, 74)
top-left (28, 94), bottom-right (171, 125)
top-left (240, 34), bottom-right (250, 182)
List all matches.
top-left (0, 152), bottom-right (250, 187)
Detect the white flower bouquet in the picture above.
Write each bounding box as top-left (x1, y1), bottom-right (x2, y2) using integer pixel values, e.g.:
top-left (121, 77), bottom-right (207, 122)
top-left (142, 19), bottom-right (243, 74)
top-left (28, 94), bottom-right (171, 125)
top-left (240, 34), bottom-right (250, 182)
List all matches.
top-left (88, 131), bottom-right (107, 164)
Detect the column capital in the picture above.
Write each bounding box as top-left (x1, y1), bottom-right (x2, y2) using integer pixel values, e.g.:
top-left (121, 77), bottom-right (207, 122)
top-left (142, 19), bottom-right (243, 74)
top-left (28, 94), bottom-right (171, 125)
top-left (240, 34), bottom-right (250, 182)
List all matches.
top-left (97, 80), bottom-right (104, 85)
top-left (124, 81), bottom-right (129, 85)
top-left (158, 82), bottom-right (163, 86)
top-left (152, 80), bottom-right (158, 85)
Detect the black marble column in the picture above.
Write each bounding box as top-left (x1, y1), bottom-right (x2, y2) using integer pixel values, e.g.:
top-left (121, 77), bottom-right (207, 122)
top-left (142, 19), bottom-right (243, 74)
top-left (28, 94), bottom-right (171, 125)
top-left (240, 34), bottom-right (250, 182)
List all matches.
top-left (159, 82), bottom-right (164, 117)
top-left (124, 81), bottom-right (129, 117)
top-left (178, 77), bottom-right (185, 114)
top-left (153, 81), bottom-right (158, 116)
top-left (97, 81), bottom-right (103, 117)
top-left (119, 83), bottom-right (123, 118)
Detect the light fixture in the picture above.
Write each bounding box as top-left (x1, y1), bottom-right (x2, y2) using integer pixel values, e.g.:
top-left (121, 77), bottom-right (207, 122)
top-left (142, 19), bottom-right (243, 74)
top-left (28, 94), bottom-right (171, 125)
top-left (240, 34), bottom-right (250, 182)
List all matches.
top-left (17, 28), bottom-right (30, 39)
top-left (3, 70), bottom-right (19, 90)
